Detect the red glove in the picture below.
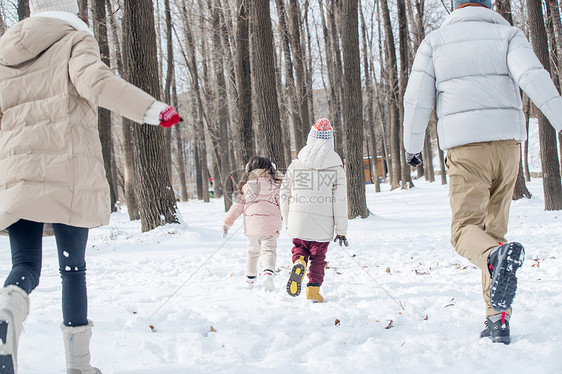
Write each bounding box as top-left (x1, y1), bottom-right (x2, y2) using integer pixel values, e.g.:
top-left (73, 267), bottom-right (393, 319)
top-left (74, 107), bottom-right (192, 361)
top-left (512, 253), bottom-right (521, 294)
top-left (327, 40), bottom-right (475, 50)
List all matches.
top-left (159, 106), bottom-right (181, 128)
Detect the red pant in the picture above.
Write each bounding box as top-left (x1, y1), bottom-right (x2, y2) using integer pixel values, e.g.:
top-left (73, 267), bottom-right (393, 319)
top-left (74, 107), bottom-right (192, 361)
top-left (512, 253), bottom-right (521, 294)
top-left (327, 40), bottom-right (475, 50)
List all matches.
top-left (291, 239), bottom-right (329, 286)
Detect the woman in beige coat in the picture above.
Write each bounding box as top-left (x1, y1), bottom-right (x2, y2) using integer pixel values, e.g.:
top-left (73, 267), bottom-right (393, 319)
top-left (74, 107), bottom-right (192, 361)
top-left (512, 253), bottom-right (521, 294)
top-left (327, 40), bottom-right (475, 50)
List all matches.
top-left (0, 1), bottom-right (180, 373)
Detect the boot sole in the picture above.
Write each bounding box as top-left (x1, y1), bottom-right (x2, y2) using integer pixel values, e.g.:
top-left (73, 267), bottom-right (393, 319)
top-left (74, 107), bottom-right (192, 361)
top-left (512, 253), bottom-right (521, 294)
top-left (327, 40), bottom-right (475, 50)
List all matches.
top-left (490, 242), bottom-right (525, 312)
top-left (286, 263), bottom-right (306, 297)
top-left (0, 355), bottom-right (14, 374)
top-left (0, 317), bottom-right (15, 374)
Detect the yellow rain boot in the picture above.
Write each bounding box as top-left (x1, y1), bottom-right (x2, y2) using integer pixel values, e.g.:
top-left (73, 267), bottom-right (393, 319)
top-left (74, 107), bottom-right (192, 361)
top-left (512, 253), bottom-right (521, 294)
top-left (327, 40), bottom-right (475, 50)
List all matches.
top-left (306, 286), bottom-right (324, 303)
top-left (286, 256), bottom-right (307, 297)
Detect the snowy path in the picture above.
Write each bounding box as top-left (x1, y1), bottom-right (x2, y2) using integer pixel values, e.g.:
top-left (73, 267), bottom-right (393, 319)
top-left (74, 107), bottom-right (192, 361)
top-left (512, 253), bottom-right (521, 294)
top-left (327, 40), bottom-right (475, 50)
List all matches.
top-left (1, 179), bottom-right (561, 373)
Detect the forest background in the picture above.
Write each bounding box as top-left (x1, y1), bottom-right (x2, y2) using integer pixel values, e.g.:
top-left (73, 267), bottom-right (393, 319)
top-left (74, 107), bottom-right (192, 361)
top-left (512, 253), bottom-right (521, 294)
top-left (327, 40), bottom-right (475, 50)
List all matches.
top-left (0, 0), bottom-right (561, 232)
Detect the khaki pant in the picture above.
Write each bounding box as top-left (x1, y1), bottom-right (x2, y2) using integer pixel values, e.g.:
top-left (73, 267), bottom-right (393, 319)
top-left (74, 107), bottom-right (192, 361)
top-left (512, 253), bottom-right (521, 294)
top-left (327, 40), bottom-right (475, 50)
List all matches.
top-left (245, 235), bottom-right (278, 277)
top-left (446, 140), bottom-right (520, 317)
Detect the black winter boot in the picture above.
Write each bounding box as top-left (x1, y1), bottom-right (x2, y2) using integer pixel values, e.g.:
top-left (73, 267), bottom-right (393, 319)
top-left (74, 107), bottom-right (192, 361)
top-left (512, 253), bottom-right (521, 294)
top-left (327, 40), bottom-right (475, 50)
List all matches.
top-left (480, 312), bottom-right (510, 345)
top-left (488, 242), bottom-right (525, 312)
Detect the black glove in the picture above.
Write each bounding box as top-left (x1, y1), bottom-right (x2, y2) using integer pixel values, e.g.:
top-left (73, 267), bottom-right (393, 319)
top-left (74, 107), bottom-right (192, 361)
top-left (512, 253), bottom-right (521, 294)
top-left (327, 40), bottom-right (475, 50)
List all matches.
top-left (406, 152), bottom-right (422, 167)
top-left (334, 235), bottom-right (349, 247)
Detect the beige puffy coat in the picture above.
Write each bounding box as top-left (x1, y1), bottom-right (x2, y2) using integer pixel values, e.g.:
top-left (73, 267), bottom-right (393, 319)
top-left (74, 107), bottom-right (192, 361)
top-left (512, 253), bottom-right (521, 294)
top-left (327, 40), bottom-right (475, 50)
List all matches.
top-left (223, 169), bottom-right (282, 237)
top-left (0, 16), bottom-right (156, 230)
top-left (280, 136), bottom-right (348, 243)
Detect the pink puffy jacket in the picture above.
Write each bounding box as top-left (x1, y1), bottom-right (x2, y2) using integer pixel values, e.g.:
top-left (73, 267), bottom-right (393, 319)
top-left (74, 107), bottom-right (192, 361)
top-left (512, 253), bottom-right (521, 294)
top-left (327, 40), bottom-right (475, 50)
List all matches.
top-left (223, 170), bottom-right (282, 237)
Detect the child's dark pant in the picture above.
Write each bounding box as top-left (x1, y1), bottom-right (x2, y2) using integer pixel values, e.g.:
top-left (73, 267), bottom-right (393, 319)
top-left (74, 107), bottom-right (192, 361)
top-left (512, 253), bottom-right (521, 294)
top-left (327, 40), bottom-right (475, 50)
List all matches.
top-left (291, 239), bottom-right (329, 286)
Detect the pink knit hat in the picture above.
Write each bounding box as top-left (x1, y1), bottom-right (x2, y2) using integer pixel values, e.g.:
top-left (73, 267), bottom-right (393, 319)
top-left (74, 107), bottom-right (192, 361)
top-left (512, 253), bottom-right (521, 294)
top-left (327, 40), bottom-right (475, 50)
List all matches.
top-left (30, 0), bottom-right (79, 15)
top-left (309, 118), bottom-right (333, 140)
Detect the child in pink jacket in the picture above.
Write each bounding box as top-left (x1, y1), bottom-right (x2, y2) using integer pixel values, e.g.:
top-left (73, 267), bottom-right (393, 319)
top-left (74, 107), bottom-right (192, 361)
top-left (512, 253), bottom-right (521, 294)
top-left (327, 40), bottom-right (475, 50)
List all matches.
top-left (223, 156), bottom-right (282, 291)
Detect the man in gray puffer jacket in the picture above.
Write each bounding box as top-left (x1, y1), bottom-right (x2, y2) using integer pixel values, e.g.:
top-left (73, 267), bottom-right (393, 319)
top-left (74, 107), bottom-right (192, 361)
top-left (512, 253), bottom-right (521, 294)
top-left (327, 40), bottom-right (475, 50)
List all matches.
top-left (403, 0), bottom-right (562, 345)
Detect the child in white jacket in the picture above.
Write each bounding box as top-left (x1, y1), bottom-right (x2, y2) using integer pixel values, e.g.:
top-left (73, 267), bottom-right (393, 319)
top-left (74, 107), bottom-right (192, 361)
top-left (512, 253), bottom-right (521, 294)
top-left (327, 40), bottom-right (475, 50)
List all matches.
top-left (280, 119), bottom-right (348, 302)
top-left (223, 156), bottom-right (282, 291)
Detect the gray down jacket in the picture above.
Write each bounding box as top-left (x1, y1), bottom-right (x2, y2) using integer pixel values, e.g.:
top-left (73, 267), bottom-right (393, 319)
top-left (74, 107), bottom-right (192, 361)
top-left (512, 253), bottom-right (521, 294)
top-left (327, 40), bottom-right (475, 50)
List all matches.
top-left (403, 6), bottom-right (562, 154)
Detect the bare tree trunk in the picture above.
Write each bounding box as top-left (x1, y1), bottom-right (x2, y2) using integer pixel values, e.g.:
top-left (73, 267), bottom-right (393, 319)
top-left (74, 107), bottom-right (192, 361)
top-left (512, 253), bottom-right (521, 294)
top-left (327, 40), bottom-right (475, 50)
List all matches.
top-left (380, 0), bottom-right (401, 190)
top-left (546, 0), bottom-right (562, 177)
top-left (18, 0), bottom-right (29, 20)
top-left (341, 0), bottom-right (368, 218)
top-left (527, 0), bottom-right (562, 210)
top-left (236, 0), bottom-right (255, 165)
top-left (360, 3), bottom-right (380, 192)
top-left (275, 0), bottom-right (304, 152)
top-left (92, 0), bottom-right (117, 212)
top-left (179, 3), bottom-right (210, 202)
top-left (287, 0), bottom-right (311, 144)
top-left (250, 1), bottom-right (286, 169)
top-left (122, 0), bottom-right (179, 231)
top-left (211, 0), bottom-right (235, 210)
top-left (303, 0), bottom-right (315, 123)
top-left (397, 0), bottom-right (412, 189)
top-left (432, 110), bottom-right (447, 185)
top-left (523, 95), bottom-right (531, 182)
top-left (327, 0), bottom-right (345, 158)
top-left (77, 0), bottom-right (88, 20)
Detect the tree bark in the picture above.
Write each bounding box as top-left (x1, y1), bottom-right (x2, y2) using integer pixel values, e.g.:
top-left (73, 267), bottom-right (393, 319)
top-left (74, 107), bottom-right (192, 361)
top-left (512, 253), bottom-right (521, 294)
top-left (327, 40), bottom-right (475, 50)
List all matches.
top-left (327, 0), bottom-right (345, 158)
top-left (18, 0), bottom-right (29, 20)
top-left (527, 0), bottom-right (562, 210)
top-left (250, 1), bottom-right (286, 169)
top-left (341, 0), bottom-right (368, 218)
top-left (359, 3), bottom-right (380, 192)
top-left (92, 0), bottom-right (117, 212)
top-left (287, 0), bottom-right (311, 143)
top-left (380, 0), bottom-right (401, 190)
top-left (236, 0), bottom-right (255, 166)
top-left (275, 0), bottom-right (304, 152)
top-left (122, 0), bottom-right (179, 231)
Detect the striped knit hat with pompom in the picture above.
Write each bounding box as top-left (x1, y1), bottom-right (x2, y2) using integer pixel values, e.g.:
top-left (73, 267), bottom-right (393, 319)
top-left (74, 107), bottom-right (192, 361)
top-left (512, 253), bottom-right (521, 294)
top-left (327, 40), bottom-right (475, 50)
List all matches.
top-left (30, 0), bottom-right (79, 15)
top-left (310, 118), bottom-right (333, 140)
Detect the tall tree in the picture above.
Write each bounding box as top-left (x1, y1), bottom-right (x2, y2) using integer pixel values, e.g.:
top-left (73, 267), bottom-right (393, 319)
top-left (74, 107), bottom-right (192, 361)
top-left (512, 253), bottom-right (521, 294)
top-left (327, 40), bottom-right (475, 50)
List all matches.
top-left (341, 0), bottom-right (368, 218)
top-left (236, 0), bottom-right (255, 167)
top-left (359, 3), bottom-right (381, 192)
top-left (77, 0), bottom-right (88, 20)
top-left (250, 1), bottom-right (286, 169)
top-left (122, 0), bottom-right (179, 231)
top-left (327, 0), bottom-right (345, 157)
top-left (526, 0), bottom-right (562, 210)
top-left (18, 0), bottom-right (29, 20)
top-left (397, 0), bottom-right (412, 188)
top-left (92, 0), bottom-right (117, 212)
top-left (380, 0), bottom-right (401, 190)
top-left (178, 2), bottom-right (210, 202)
top-left (275, 0), bottom-right (304, 151)
top-left (287, 0), bottom-right (310, 143)
top-left (496, 0), bottom-right (530, 200)
top-left (211, 0), bottom-right (235, 210)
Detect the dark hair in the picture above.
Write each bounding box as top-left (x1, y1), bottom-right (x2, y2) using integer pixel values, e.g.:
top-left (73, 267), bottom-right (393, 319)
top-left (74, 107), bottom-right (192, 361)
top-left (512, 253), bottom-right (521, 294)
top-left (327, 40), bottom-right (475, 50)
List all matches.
top-left (237, 155), bottom-right (281, 192)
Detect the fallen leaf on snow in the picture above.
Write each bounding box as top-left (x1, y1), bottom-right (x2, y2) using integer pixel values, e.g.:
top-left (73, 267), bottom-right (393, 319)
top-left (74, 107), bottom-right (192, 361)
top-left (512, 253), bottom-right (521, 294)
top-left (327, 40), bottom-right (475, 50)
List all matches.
top-left (210, 325), bottom-right (217, 333)
top-left (335, 319), bottom-right (341, 326)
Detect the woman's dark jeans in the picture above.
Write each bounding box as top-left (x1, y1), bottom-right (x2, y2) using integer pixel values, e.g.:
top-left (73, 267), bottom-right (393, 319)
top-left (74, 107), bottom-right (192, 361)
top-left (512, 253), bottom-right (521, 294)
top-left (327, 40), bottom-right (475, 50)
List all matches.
top-left (4, 219), bottom-right (89, 327)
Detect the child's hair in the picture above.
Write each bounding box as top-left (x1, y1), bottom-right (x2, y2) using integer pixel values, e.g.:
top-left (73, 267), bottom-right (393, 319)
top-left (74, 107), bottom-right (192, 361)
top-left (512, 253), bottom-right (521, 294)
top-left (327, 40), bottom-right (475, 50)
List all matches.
top-left (237, 155), bottom-right (281, 192)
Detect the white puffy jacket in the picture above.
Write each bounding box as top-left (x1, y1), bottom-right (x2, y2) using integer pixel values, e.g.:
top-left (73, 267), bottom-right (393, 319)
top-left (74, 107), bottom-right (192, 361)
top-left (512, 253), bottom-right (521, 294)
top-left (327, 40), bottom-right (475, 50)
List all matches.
top-left (280, 136), bottom-right (348, 242)
top-left (403, 7), bottom-right (562, 153)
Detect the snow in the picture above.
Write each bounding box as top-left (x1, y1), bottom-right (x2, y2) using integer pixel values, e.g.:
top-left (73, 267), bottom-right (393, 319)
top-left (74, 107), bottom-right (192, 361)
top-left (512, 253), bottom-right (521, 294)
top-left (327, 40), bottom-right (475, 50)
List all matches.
top-left (1, 175), bottom-right (561, 373)
top-left (1, 118), bottom-right (561, 373)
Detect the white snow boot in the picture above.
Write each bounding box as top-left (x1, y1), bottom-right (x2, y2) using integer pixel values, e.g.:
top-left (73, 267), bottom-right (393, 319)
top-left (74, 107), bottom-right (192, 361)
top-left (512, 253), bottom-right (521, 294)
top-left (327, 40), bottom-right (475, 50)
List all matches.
top-left (61, 321), bottom-right (102, 374)
top-left (263, 270), bottom-right (275, 292)
top-left (0, 285), bottom-right (29, 374)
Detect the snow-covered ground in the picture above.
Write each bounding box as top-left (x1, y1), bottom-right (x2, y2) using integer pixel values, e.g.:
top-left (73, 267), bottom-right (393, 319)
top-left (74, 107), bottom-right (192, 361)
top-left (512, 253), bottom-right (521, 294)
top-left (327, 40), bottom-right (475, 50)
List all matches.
top-left (1, 175), bottom-right (561, 373)
top-left (2, 118), bottom-right (562, 373)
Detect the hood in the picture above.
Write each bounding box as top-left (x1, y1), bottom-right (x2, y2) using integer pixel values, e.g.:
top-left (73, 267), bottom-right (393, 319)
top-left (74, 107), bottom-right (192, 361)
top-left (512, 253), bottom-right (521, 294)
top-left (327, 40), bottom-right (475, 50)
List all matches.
top-left (0, 13), bottom-right (89, 66)
top-left (297, 138), bottom-right (343, 170)
top-left (441, 6), bottom-right (510, 28)
top-left (243, 174), bottom-right (279, 201)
